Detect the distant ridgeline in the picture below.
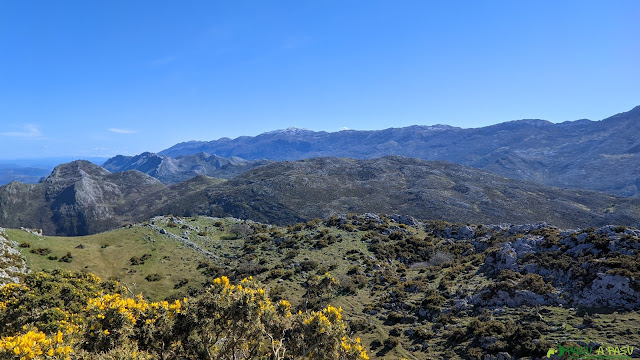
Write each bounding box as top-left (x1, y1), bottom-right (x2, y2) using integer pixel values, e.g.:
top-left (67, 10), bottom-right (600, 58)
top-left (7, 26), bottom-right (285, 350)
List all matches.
top-left (157, 105), bottom-right (640, 197)
top-left (102, 152), bottom-right (273, 184)
top-left (0, 157), bottom-right (639, 236)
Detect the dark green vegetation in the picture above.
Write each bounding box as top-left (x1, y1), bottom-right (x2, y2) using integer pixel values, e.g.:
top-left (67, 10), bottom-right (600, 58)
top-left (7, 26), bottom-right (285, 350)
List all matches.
top-left (2, 157), bottom-right (640, 236)
top-left (4, 215), bottom-right (640, 359)
top-left (161, 105), bottom-right (640, 197)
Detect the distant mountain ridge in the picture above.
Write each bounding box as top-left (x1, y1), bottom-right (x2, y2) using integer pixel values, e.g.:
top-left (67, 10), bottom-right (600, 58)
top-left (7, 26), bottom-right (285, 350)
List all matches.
top-left (102, 152), bottom-right (272, 184)
top-left (2, 157), bottom-right (639, 236)
top-left (159, 105), bottom-right (640, 197)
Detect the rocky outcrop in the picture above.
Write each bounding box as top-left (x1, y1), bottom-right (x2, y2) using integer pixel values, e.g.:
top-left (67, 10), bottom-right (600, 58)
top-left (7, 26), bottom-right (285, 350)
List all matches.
top-left (574, 273), bottom-right (640, 310)
top-left (475, 225), bottom-right (640, 310)
top-left (0, 161), bottom-right (165, 236)
top-left (0, 228), bottom-right (28, 285)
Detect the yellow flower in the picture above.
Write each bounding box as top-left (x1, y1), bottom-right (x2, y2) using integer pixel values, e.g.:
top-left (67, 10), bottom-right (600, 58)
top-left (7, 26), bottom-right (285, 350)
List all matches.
top-left (55, 331), bottom-right (63, 344)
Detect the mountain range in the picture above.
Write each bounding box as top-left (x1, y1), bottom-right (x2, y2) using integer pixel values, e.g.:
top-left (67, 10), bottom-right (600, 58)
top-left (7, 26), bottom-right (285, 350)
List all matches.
top-left (158, 105), bottom-right (640, 197)
top-left (1, 157), bottom-right (639, 236)
top-left (102, 152), bottom-right (272, 184)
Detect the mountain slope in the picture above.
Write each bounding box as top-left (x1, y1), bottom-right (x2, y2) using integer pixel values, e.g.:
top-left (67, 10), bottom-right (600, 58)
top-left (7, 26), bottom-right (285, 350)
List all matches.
top-left (160, 106), bottom-right (640, 197)
top-left (162, 157), bottom-right (640, 229)
top-left (2, 157), bottom-right (639, 235)
top-left (0, 161), bottom-right (165, 235)
top-left (102, 152), bottom-right (272, 184)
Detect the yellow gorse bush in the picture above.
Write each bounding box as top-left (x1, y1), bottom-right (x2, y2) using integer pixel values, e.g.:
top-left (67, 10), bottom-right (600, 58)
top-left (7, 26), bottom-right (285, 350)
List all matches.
top-left (85, 293), bottom-right (185, 326)
top-left (1, 272), bottom-right (369, 359)
top-left (0, 330), bottom-right (72, 360)
top-left (86, 293), bottom-right (147, 324)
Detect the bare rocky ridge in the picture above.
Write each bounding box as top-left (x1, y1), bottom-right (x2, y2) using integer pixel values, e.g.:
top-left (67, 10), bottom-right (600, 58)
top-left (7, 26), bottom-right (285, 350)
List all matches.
top-left (102, 152), bottom-right (272, 184)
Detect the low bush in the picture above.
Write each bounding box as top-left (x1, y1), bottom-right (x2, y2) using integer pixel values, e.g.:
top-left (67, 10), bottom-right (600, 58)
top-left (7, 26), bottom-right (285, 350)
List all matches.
top-left (144, 273), bottom-right (163, 282)
top-left (1, 271), bottom-right (370, 359)
top-left (30, 248), bottom-right (51, 256)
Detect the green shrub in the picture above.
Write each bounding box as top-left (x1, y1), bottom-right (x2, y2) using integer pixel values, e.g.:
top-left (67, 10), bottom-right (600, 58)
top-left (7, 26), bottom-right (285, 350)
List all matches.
top-left (30, 247), bottom-right (51, 256)
top-left (59, 252), bottom-right (73, 263)
top-left (300, 260), bottom-right (319, 272)
top-left (144, 273), bottom-right (163, 282)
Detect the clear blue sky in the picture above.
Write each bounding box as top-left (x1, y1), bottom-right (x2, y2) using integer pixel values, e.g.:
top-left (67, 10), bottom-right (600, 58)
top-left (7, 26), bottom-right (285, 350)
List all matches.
top-left (1, 0), bottom-right (638, 159)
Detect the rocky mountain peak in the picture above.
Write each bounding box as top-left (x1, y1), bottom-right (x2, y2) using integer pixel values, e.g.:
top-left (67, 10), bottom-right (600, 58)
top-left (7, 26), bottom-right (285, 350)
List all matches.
top-left (506, 119), bottom-right (553, 126)
top-left (263, 127), bottom-right (313, 136)
top-left (46, 160), bottom-right (110, 184)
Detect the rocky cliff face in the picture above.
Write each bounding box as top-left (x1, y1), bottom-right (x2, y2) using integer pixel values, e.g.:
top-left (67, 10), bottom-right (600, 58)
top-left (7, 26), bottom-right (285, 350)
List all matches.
top-left (0, 161), bottom-right (165, 235)
top-left (160, 106), bottom-right (640, 197)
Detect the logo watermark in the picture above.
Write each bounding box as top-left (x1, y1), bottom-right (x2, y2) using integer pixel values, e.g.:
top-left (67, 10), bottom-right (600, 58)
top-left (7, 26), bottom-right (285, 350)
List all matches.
top-left (547, 345), bottom-right (634, 359)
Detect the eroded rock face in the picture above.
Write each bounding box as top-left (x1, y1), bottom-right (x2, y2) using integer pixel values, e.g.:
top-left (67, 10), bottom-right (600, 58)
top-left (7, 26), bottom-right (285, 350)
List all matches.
top-left (574, 273), bottom-right (640, 310)
top-left (0, 161), bottom-right (166, 236)
top-left (489, 242), bottom-right (519, 272)
top-left (0, 228), bottom-right (28, 285)
top-left (475, 225), bottom-right (640, 311)
top-left (390, 214), bottom-right (419, 226)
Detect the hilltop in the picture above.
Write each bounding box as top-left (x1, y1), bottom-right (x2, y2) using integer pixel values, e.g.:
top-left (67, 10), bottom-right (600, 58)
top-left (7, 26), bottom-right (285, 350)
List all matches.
top-left (159, 105), bottom-right (640, 197)
top-left (170, 156), bottom-right (640, 229)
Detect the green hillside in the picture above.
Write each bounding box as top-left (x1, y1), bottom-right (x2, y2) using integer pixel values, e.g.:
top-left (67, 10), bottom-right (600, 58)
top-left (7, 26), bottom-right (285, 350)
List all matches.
top-left (4, 215), bottom-right (640, 359)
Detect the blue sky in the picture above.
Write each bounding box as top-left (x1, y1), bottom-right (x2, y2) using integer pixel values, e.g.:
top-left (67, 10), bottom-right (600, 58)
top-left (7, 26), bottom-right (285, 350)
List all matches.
top-left (1, 0), bottom-right (638, 159)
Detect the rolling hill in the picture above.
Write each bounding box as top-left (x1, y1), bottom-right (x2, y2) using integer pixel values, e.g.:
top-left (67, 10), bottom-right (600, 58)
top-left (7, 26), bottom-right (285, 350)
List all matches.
top-left (162, 156), bottom-right (640, 229)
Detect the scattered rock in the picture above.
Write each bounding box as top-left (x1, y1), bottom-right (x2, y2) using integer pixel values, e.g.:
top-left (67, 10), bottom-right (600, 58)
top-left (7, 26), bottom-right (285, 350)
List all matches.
top-left (457, 225), bottom-right (475, 239)
top-left (390, 214), bottom-right (419, 226)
